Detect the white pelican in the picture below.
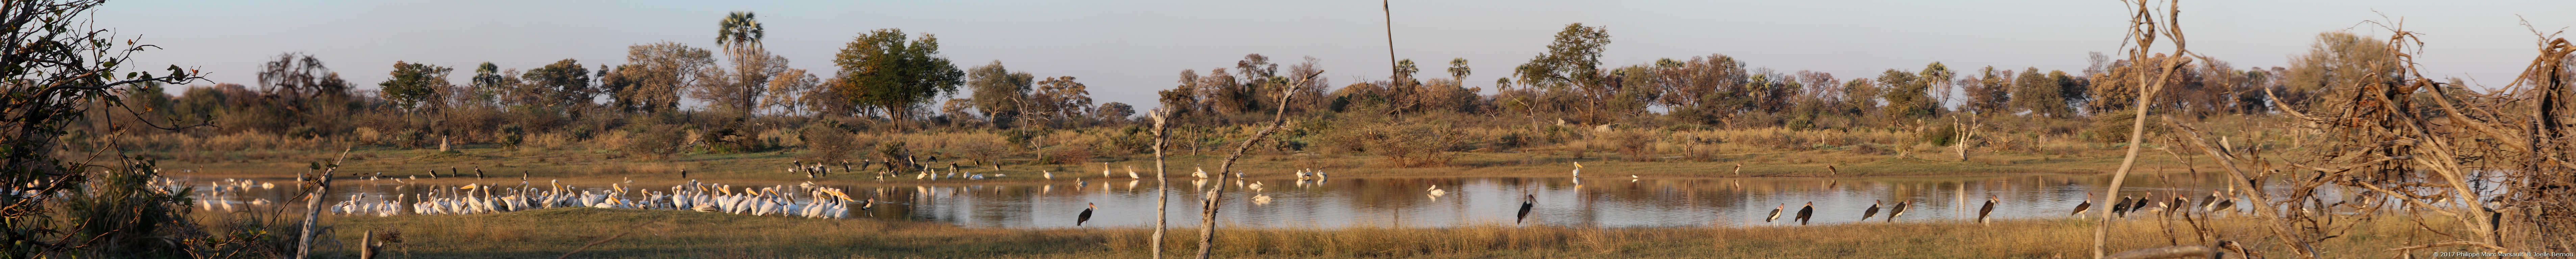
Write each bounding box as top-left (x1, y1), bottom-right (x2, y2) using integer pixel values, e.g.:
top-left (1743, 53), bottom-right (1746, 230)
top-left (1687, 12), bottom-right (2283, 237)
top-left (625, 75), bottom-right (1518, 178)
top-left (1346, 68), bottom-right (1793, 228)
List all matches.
top-left (1571, 162), bottom-right (1583, 177)
top-left (1426, 185), bottom-right (1446, 199)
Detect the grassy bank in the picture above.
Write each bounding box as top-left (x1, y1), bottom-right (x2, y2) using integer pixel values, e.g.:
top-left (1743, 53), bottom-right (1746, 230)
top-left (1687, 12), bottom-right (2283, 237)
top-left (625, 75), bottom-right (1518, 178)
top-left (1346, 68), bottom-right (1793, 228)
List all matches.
top-left (299, 207), bottom-right (2420, 259)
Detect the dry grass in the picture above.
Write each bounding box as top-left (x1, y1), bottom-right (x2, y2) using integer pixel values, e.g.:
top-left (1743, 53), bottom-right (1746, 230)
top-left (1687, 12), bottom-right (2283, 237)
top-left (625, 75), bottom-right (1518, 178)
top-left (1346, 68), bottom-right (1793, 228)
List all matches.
top-left (306, 207), bottom-right (2427, 258)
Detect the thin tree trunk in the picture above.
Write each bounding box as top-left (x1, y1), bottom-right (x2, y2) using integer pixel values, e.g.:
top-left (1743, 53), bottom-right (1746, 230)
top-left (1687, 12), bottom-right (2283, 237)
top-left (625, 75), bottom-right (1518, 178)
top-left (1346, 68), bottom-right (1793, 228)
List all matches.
top-left (2098, 1), bottom-right (2188, 257)
top-left (297, 148), bottom-right (352, 259)
top-left (1150, 110), bottom-right (1171, 259)
top-left (1198, 72), bottom-right (1318, 259)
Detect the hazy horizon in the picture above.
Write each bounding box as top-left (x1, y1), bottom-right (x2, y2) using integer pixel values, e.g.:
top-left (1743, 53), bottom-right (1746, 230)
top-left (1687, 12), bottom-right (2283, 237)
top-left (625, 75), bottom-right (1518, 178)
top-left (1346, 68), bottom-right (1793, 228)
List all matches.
top-left (98, 0), bottom-right (2576, 110)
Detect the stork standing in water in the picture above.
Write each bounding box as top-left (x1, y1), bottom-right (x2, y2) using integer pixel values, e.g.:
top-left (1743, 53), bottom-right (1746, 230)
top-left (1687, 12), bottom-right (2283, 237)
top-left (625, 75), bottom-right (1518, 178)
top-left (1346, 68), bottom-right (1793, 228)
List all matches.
top-left (1077, 202), bottom-right (1096, 226)
top-left (1976, 194), bottom-right (1998, 224)
top-left (2071, 192), bottom-right (2095, 216)
top-left (1516, 194), bottom-right (1536, 224)
top-left (1794, 202), bottom-right (1815, 225)
top-left (1766, 204), bottom-right (1785, 223)
top-left (1887, 201), bottom-right (1911, 222)
top-left (1861, 200), bottom-right (1883, 221)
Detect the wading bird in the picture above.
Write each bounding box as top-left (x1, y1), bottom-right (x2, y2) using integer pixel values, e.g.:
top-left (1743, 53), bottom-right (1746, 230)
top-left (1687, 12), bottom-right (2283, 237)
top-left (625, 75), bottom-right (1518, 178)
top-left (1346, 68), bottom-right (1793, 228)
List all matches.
top-left (1517, 194), bottom-right (1536, 224)
top-left (1766, 204), bottom-right (1784, 223)
top-left (2072, 192), bottom-right (2094, 216)
top-left (1861, 200), bottom-right (1883, 221)
top-left (1888, 201), bottom-right (1911, 222)
top-left (2208, 190), bottom-right (2236, 214)
top-left (1077, 202), bottom-right (1096, 226)
top-left (1795, 202), bottom-right (1815, 225)
top-left (1977, 194), bottom-right (1998, 224)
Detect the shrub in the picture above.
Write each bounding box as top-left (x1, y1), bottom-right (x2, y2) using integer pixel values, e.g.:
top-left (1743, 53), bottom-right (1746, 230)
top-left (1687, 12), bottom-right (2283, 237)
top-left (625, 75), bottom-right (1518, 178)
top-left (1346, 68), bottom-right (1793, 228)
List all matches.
top-left (620, 124), bottom-right (685, 160)
top-left (799, 124), bottom-right (858, 162)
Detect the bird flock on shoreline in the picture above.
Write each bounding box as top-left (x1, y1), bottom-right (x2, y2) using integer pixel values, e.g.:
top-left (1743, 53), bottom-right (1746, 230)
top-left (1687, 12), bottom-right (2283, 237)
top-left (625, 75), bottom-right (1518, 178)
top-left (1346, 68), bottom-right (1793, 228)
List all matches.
top-left (152, 161), bottom-right (2297, 228)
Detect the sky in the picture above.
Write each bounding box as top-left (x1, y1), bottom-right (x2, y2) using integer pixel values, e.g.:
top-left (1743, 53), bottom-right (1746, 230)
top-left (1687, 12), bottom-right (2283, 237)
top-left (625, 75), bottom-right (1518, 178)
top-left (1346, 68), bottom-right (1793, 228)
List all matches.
top-left (93, 0), bottom-right (2576, 110)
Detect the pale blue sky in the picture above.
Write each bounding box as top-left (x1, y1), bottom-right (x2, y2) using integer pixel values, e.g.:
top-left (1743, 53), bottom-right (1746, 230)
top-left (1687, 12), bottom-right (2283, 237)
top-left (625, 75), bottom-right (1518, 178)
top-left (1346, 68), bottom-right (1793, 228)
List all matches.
top-left (95, 0), bottom-right (2576, 109)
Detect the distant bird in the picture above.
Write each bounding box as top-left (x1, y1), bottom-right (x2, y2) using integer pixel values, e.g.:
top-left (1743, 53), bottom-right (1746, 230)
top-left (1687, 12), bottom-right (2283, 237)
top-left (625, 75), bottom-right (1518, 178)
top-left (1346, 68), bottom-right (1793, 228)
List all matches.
top-left (1426, 185), bottom-right (1446, 199)
top-left (1077, 202), bottom-right (1096, 226)
top-left (1126, 166), bottom-right (1140, 179)
top-left (1517, 194), bottom-right (1536, 224)
top-left (1861, 200), bottom-right (1883, 221)
top-left (1103, 163), bottom-right (1113, 178)
top-left (2208, 191), bottom-right (2236, 214)
top-left (2112, 195), bottom-right (2136, 217)
top-left (474, 167), bottom-right (485, 179)
top-left (2197, 190), bottom-right (2220, 211)
top-left (1795, 202), bottom-right (1815, 225)
top-left (2132, 193), bottom-right (2153, 212)
top-left (1043, 171), bottom-right (1054, 180)
top-left (1977, 194), bottom-right (1998, 224)
top-left (1766, 204), bottom-right (1785, 223)
top-left (2072, 192), bottom-right (2095, 216)
top-left (2168, 195), bottom-right (2189, 217)
top-left (1887, 201), bottom-right (1911, 222)
top-left (679, 169), bottom-right (688, 179)
top-left (1571, 162), bottom-right (1584, 177)
top-left (1192, 168), bottom-right (1209, 178)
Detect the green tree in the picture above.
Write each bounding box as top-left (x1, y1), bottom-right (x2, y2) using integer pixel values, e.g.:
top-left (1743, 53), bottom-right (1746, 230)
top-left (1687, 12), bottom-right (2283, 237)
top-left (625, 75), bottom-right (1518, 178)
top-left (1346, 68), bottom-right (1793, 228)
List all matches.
top-left (1879, 69), bottom-right (1933, 120)
top-left (705, 11), bottom-right (780, 115)
top-left (608, 41), bottom-right (713, 113)
top-left (1917, 62), bottom-right (1954, 115)
top-left (471, 62), bottom-right (508, 106)
top-left (1514, 23), bottom-right (1611, 91)
top-left (1447, 58), bottom-right (1471, 82)
top-left (2010, 67), bottom-right (2070, 117)
top-left (1513, 23), bottom-right (1612, 121)
top-left (380, 61), bottom-right (454, 111)
top-left (521, 59), bottom-right (594, 110)
top-left (831, 28), bottom-right (964, 122)
top-left (1963, 66), bottom-right (2012, 115)
top-left (967, 61), bottom-right (1034, 127)
top-left (0, 0), bottom-right (206, 255)
top-left (2281, 31), bottom-right (2398, 113)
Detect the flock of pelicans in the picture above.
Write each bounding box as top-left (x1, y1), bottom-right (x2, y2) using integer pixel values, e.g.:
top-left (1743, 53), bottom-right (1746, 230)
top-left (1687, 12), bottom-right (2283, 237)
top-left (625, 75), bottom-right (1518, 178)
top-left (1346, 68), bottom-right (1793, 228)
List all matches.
top-left (161, 161), bottom-right (2259, 227)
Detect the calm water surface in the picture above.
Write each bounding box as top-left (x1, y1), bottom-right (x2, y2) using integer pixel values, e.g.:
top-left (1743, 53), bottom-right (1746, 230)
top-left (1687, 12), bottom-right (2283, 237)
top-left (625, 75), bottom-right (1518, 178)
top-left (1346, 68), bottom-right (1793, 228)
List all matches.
top-left (179, 172), bottom-right (2285, 229)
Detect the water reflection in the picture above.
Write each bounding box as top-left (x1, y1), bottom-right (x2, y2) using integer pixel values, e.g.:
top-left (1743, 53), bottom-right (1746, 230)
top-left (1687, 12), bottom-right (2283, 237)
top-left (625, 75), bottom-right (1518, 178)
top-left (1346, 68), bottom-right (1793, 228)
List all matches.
top-left (177, 172), bottom-right (2369, 229)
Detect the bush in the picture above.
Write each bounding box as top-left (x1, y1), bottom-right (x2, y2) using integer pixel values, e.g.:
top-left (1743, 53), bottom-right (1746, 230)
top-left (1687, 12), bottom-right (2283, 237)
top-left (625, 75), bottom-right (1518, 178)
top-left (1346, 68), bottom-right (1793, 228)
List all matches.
top-left (1324, 117), bottom-right (1462, 167)
top-left (799, 124), bottom-right (858, 162)
top-left (620, 124), bottom-right (685, 160)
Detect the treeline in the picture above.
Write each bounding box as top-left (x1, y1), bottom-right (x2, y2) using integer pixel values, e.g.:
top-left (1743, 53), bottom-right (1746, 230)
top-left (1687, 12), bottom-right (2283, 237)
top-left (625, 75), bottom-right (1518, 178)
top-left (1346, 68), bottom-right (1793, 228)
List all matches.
top-left (86, 19), bottom-right (2401, 164)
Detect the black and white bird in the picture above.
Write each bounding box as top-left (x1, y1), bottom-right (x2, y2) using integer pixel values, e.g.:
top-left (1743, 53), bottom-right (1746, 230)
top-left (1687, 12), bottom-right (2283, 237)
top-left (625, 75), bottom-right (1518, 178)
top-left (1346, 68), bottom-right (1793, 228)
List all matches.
top-left (2072, 192), bottom-right (2095, 216)
top-left (1766, 204), bottom-right (1785, 223)
top-left (1887, 201), bottom-right (1911, 222)
top-left (1977, 194), bottom-right (1999, 224)
top-left (1861, 200), bottom-right (1883, 221)
top-left (1077, 202), bottom-right (1096, 226)
top-left (1795, 202), bottom-right (1815, 225)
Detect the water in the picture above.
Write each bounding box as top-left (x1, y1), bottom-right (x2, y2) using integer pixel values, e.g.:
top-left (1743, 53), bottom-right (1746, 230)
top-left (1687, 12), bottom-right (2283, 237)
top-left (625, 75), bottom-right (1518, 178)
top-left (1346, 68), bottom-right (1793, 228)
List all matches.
top-left (178, 172), bottom-right (2290, 229)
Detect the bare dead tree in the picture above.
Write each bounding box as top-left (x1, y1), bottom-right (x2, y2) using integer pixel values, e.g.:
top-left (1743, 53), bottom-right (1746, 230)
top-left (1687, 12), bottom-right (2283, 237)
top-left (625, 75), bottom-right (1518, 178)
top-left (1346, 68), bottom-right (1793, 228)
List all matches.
top-left (1195, 70), bottom-right (1320, 259)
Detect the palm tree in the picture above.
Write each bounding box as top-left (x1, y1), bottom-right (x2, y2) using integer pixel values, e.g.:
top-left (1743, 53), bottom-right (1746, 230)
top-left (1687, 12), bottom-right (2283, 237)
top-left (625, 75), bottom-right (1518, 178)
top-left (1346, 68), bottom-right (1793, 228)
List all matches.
top-left (716, 11), bottom-right (764, 54)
